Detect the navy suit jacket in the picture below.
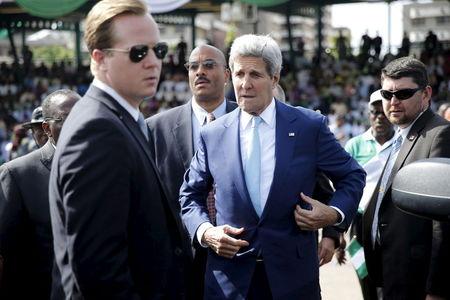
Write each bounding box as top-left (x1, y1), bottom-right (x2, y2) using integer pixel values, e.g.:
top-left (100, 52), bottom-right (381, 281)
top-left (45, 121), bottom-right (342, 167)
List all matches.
top-left (180, 100), bottom-right (365, 299)
top-left (49, 85), bottom-right (188, 299)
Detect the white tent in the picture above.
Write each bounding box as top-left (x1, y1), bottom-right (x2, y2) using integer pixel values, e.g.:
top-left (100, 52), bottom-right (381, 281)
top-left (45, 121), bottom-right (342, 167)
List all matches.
top-left (147, 0), bottom-right (190, 13)
top-left (26, 30), bottom-right (72, 47)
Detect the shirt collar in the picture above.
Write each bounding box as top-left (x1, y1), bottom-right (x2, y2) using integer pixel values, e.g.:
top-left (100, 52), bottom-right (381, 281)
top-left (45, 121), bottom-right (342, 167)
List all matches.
top-left (92, 78), bottom-right (140, 121)
top-left (240, 98), bottom-right (276, 130)
top-left (191, 97), bottom-right (227, 125)
top-left (362, 129), bottom-right (376, 142)
top-left (398, 110), bottom-right (425, 141)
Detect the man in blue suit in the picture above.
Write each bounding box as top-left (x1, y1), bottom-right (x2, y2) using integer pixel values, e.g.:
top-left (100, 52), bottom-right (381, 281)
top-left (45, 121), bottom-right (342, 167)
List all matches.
top-left (179, 34), bottom-right (366, 300)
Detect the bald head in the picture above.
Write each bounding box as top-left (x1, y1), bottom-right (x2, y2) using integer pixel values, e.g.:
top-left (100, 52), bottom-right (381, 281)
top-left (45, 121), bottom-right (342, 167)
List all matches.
top-left (186, 44), bottom-right (230, 111)
top-left (42, 89), bottom-right (81, 145)
top-left (189, 45), bottom-right (226, 66)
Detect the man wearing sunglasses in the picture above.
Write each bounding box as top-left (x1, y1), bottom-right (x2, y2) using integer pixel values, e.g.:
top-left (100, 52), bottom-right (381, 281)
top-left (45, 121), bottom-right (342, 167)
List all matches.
top-left (0, 89), bottom-right (79, 300)
top-left (362, 57), bottom-right (450, 300)
top-left (146, 44), bottom-right (237, 299)
top-left (48, 1), bottom-right (188, 299)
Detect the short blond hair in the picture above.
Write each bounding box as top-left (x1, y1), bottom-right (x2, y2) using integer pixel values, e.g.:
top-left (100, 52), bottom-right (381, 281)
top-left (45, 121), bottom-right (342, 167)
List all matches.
top-left (84, 0), bottom-right (148, 53)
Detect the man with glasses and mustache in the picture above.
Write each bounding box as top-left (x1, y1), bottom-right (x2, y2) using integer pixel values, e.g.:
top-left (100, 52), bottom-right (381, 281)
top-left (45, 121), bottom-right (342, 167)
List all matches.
top-left (0, 89), bottom-right (79, 300)
top-left (147, 44), bottom-right (237, 299)
top-left (362, 57), bottom-right (450, 300)
top-left (48, 1), bottom-right (189, 299)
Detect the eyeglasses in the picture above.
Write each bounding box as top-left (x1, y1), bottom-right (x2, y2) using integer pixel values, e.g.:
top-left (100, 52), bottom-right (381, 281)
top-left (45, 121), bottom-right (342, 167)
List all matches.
top-left (380, 87), bottom-right (422, 101)
top-left (103, 42), bottom-right (168, 63)
top-left (184, 60), bottom-right (220, 71)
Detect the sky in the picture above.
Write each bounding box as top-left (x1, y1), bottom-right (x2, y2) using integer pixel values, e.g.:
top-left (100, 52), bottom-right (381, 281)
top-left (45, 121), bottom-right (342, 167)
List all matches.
top-left (331, 0), bottom-right (430, 54)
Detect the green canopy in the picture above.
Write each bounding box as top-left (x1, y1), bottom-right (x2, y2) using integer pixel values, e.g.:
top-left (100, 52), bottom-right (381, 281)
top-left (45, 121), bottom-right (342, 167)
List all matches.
top-left (240, 0), bottom-right (289, 6)
top-left (15, 0), bottom-right (88, 18)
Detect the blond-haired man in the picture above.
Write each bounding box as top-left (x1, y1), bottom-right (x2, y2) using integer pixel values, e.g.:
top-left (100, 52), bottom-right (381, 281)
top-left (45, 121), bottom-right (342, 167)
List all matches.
top-left (49, 1), bottom-right (189, 299)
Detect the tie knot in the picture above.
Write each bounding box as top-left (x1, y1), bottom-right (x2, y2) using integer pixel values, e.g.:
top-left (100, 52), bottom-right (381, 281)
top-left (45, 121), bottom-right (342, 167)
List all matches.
top-left (393, 134), bottom-right (403, 152)
top-left (251, 116), bottom-right (262, 128)
top-left (206, 113), bottom-right (216, 124)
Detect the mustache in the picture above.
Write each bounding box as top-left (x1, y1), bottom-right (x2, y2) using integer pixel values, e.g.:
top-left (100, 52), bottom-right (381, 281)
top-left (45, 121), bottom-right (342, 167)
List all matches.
top-left (195, 76), bottom-right (210, 84)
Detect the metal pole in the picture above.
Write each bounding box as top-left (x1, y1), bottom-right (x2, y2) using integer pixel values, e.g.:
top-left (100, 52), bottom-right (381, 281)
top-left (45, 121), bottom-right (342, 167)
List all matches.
top-left (75, 21), bottom-right (82, 70)
top-left (286, 1), bottom-right (295, 73)
top-left (387, 0), bottom-right (392, 54)
top-left (316, 4), bottom-right (323, 66)
top-left (191, 13), bottom-right (196, 49)
top-left (7, 26), bottom-right (18, 64)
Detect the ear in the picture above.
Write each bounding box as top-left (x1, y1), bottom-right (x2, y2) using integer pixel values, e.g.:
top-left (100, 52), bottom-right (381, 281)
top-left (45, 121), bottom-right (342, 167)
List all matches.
top-left (224, 68), bottom-right (231, 86)
top-left (422, 85), bottom-right (432, 108)
top-left (272, 73), bottom-right (280, 89)
top-left (42, 122), bottom-right (52, 137)
top-left (92, 49), bottom-right (107, 71)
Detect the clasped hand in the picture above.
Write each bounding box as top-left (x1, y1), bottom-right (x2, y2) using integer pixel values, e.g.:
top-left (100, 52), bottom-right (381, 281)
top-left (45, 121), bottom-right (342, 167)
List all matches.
top-left (202, 225), bottom-right (249, 259)
top-left (294, 192), bottom-right (339, 230)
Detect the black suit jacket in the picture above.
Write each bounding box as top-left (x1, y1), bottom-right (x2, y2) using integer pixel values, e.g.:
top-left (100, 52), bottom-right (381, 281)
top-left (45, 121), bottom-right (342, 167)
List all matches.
top-left (146, 100), bottom-right (237, 299)
top-left (0, 141), bottom-right (54, 299)
top-left (49, 85), bottom-right (189, 300)
top-left (363, 109), bottom-right (450, 299)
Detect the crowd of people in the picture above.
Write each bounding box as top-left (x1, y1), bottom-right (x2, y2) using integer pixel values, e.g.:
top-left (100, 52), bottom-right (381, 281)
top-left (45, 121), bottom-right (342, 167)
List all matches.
top-left (0, 0), bottom-right (450, 299)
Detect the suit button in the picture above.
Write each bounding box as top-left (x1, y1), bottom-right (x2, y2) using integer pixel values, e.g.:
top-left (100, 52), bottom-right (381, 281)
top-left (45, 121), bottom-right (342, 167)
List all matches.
top-left (380, 223), bottom-right (388, 228)
top-left (174, 247), bottom-right (183, 256)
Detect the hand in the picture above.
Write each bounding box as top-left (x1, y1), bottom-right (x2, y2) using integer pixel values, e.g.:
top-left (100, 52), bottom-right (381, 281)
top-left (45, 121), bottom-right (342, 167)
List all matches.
top-left (201, 225), bottom-right (249, 259)
top-left (335, 234), bottom-right (347, 265)
top-left (318, 237), bottom-right (335, 266)
top-left (294, 193), bottom-right (340, 230)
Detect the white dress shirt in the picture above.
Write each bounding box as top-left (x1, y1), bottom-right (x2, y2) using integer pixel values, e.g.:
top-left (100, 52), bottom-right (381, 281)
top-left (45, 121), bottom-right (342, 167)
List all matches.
top-left (191, 98), bottom-right (227, 152)
top-left (239, 98), bottom-right (276, 213)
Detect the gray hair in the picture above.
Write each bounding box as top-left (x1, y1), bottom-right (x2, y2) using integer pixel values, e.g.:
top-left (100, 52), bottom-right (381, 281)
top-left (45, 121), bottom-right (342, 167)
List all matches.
top-left (228, 34), bottom-right (282, 78)
top-left (42, 89), bottom-right (81, 118)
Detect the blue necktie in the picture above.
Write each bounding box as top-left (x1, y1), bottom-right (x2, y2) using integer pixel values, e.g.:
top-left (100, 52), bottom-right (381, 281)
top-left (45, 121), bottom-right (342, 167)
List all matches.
top-left (371, 134), bottom-right (403, 245)
top-left (244, 116), bottom-right (262, 216)
top-left (138, 113), bottom-right (149, 141)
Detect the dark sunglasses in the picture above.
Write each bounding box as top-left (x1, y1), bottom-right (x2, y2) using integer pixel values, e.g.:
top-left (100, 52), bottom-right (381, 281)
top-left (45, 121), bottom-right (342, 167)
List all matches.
top-left (103, 42), bottom-right (168, 62)
top-left (184, 60), bottom-right (220, 71)
top-left (380, 87), bottom-right (422, 101)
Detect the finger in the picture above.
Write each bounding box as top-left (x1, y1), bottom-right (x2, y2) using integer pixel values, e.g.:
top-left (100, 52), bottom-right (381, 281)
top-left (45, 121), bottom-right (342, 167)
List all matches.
top-left (300, 192), bottom-right (314, 205)
top-left (224, 226), bottom-right (245, 236)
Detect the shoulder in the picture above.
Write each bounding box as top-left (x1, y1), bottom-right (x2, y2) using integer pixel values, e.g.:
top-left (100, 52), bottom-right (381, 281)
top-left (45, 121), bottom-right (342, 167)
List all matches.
top-left (1, 148), bottom-right (41, 174)
top-left (146, 103), bottom-right (188, 127)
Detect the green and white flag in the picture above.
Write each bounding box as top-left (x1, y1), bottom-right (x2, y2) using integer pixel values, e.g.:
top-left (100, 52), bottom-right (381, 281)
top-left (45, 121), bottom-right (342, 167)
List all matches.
top-left (346, 237), bottom-right (368, 279)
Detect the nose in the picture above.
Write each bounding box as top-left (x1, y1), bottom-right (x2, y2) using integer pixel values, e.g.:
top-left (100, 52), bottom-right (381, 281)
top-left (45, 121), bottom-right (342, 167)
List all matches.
top-left (142, 49), bottom-right (159, 68)
top-left (241, 75), bottom-right (252, 89)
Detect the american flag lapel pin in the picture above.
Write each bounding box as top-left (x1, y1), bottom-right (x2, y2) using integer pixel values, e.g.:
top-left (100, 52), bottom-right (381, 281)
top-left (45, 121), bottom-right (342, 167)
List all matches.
top-left (289, 132), bottom-right (295, 137)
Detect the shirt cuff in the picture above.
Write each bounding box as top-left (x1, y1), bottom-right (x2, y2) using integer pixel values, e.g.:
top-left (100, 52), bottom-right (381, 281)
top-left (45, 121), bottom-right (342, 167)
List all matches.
top-left (196, 222), bottom-right (214, 247)
top-left (330, 206), bottom-right (345, 225)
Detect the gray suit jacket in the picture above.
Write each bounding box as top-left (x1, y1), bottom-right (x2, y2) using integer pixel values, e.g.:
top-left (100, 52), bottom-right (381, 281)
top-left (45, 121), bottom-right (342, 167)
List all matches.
top-left (0, 141), bottom-right (54, 299)
top-left (363, 109), bottom-right (450, 299)
top-left (146, 100), bottom-right (237, 209)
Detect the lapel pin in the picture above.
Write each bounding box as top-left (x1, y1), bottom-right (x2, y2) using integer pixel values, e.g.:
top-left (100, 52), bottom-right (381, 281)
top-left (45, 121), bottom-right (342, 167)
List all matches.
top-left (408, 135), bottom-right (415, 141)
top-left (289, 132), bottom-right (295, 137)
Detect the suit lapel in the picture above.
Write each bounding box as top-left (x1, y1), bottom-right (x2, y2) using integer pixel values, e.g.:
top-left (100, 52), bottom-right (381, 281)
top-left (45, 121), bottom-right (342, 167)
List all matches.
top-left (173, 103), bottom-right (194, 169)
top-left (387, 109), bottom-right (433, 188)
top-left (261, 101), bottom-right (297, 218)
top-left (39, 141), bottom-right (55, 171)
top-left (220, 109), bottom-right (257, 214)
top-left (87, 86), bottom-right (182, 225)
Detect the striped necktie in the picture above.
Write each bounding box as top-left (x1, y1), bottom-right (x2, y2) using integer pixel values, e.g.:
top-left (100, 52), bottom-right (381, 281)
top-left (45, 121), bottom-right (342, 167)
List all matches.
top-left (371, 134), bottom-right (403, 245)
top-left (205, 112), bottom-right (217, 224)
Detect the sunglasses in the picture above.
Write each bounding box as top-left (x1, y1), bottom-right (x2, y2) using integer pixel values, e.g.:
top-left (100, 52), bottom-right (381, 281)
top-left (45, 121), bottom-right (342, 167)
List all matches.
top-left (380, 87), bottom-right (422, 101)
top-left (184, 60), bottom-right (220, 72)
top-left (103, 42), bottom-right (168, 63)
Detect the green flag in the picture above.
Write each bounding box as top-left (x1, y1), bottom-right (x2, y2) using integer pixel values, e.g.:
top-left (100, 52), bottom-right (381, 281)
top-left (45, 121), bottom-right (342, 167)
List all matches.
top-left (346, 237), bottom-right (368, 279)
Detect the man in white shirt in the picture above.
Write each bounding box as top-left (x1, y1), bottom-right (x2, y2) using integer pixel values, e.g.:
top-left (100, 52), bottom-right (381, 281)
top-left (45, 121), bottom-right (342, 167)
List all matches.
top-left (179, 34), bottom-right (365, 300)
